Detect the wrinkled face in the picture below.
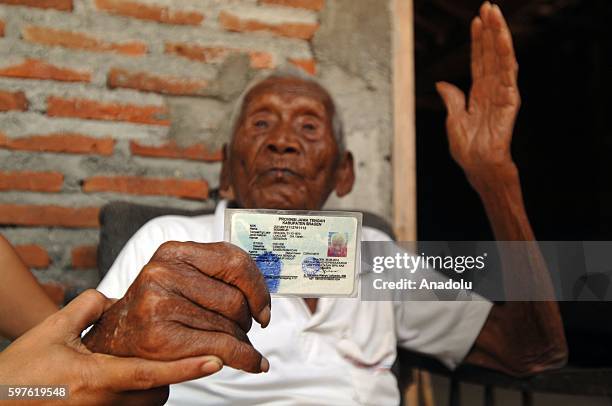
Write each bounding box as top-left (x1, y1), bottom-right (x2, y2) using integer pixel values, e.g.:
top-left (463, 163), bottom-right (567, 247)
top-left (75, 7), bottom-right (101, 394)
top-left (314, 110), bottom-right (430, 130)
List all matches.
top-left (221, 77), bottom-right (354, 210)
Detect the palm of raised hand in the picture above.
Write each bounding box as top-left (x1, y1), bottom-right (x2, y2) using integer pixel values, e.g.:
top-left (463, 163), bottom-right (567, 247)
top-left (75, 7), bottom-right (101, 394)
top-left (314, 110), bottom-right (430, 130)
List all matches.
top-left (437, 2), bottom-right (520, 178)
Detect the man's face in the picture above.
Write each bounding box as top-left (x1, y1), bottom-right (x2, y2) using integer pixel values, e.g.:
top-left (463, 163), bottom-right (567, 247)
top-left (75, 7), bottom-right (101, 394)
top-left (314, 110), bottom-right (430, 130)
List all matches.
top-left (221, 77), bottom-right (354, 210)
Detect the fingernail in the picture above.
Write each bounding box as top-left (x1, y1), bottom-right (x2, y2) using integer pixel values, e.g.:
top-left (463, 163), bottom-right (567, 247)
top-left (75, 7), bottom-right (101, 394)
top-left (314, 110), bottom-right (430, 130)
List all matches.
top-left (202, 359), bottom-right (222, 373)
top-left (259, 305), bottom-right (271, 328)
top-left (260, 357), bottom-right (270, 373)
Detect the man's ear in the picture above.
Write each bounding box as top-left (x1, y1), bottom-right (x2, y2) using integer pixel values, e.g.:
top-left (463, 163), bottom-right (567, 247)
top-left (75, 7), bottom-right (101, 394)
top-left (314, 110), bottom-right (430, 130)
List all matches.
top-left (219, 144), bottom-right (235, 200)
top-left (334, 151), bottom-right (355, 197)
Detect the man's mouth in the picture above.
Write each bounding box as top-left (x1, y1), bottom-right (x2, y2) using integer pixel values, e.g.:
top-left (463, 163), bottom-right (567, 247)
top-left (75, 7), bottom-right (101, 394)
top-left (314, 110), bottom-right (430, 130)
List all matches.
top-left (258, 167), bottom-right (303, 182)
top-left (272, 167), bottom-right (296, 177)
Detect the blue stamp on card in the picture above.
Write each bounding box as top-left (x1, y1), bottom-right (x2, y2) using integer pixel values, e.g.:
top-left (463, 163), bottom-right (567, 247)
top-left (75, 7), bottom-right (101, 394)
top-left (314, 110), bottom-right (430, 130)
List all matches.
top-left (302, 256), bottom-right (321, 277)
top-left (255, 251), bottom-right (282, 293)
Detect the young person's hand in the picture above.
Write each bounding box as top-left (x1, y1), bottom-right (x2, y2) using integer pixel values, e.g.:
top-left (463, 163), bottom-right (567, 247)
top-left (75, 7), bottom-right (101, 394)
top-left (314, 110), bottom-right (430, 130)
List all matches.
top-left (0, 289), bottom-right (223, 405)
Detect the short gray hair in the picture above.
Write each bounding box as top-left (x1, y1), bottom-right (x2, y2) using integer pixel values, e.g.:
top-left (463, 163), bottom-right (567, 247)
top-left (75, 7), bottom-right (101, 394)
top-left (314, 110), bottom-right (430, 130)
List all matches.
top-left (228, 65), bottom-right (345, 153)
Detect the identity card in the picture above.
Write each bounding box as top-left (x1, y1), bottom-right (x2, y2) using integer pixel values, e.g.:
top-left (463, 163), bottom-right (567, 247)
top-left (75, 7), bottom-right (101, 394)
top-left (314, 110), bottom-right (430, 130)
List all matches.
top-left (224, 209), bottom-right (362, 297)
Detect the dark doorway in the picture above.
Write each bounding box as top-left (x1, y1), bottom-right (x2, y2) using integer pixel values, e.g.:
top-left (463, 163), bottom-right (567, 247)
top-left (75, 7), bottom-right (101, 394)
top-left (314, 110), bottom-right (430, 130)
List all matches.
top-left (415, 0), bottom-right (612, 366)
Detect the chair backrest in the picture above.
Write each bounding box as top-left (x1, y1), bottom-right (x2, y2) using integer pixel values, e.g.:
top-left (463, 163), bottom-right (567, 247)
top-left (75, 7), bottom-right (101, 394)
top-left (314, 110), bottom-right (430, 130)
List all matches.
top-left (97, 202), bottom-right (214, 276)
top-left (97, 201), bottom-right (395, 277)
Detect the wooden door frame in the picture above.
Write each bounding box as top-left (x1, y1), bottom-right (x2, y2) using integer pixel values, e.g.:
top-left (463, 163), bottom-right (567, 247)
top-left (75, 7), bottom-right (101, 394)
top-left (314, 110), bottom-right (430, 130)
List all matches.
top-left (392, 0), bottom-right (417, 242)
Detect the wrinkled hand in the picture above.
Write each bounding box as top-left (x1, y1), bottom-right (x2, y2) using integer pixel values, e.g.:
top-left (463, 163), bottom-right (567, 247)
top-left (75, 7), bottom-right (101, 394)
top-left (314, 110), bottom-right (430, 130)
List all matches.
top-left (436, 2), bottom-right (520, 187)
top-left (83, 241), bottom-right (271, 374)
top-left (0, 290), bottom-right (223, 406)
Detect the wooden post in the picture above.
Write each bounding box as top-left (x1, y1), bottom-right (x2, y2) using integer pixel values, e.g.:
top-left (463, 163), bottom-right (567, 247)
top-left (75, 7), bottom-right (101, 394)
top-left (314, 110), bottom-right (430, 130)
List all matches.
top-left (392, 0), bottom-right (417, 242)
top-left (392, 1), bottom-right (434, 405)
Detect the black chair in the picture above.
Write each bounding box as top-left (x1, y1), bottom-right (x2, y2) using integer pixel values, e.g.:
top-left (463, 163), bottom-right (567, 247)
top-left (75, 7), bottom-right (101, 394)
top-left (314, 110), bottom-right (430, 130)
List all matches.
top-left (97, 201), bottom-right (612, 406)
top-left (97, 201), bottom-right (214, 277)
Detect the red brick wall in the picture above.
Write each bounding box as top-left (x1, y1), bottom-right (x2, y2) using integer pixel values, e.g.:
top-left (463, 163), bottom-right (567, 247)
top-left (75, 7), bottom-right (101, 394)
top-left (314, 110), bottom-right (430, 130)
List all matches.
top-left (0, 0), bottom-right (324, 303)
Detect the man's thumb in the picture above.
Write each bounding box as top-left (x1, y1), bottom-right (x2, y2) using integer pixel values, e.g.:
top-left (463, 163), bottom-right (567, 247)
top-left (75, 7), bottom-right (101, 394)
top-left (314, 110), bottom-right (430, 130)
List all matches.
top-left (435, 81), bottom-right (466, 116)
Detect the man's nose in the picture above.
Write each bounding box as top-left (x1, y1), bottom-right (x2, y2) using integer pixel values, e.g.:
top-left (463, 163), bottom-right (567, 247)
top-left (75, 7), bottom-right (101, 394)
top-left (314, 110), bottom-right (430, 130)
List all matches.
top-left (266, 121), bottom-right (300, 155)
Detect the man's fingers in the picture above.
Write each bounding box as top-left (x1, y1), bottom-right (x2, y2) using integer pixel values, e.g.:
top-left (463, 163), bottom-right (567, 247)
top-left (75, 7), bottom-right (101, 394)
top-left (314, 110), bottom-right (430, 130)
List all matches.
top-left (479, 2), bottom-right (496, 76)
top-left (216, 243), bottom-right (272, 328)
top-left (490, 4), bottom-right (516, 63)
top-left (156, 241), bottom-right (271, 328)
top-left (436, 82), bottom-right (466, 117)
top-left (167, 297), bottom-right (250, 343)
top-left (169, 270), bottom-right (252, 332)
top-left (93, 353), bottom-right (223, 391)
top-left (169, 329), bottom-right (269, 373)
top-left (490, 4), bottom-right (518, 86)
top-left (470, 16), bottom-right (484, 80)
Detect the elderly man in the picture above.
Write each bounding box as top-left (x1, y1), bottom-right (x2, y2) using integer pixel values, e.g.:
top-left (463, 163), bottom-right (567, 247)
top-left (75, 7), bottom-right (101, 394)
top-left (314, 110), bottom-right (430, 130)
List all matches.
top-left (84, 3), bottom-right (567, 405)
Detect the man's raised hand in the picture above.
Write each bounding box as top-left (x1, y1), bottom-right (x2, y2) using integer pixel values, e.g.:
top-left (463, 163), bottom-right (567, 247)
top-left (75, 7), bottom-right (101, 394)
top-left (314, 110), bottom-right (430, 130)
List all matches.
top-left (83, 241), bottom-right (271, 374)
top-left (436, 2), bottom-right (520, 187)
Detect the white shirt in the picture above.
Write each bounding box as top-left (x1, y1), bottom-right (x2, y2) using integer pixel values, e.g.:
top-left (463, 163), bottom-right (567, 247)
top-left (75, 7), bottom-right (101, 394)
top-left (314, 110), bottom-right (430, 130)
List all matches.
top-left (97, 200), bottom-right (492, 406)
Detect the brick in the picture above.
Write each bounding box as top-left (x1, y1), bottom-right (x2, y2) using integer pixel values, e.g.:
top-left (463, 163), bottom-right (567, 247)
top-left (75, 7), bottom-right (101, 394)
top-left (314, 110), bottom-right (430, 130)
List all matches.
top-left (95, 0), bottom-right (204, 25)
top-left (249, 51), bottom-right (275, 69)
top-left (219, 10), bottom-right (319, 40)
top-left (288, 58), bottom-right (316, 74)
top-left (0, 0), bottom-right (72, 11)
top-left (0, 171), bottom-right (63, 192)
top-left (41, 282), bottom-right (65, 306)
top-left (130, 140), bottom-right (222, 162)
top-left (71, 245), bottom-right (97, 269)
top-left (259, 0), bottom-right (324, 11)
top-left (165, 43), bottom-right (229, 63)
top-left (0, 90), bottom-right (28, 112)
top-left (0, 204), bottom-right (100, 228)
top-left (15, 244), bottom-right (50, 268)
top-left (82, 175), bottom-right (209, 200)
top-left (0, 20), bottom-right (5, 37)
top-left (0, 59), bottom-right (91, 82)
top-left (108, 68), bottom-right (208, 96)
top-left (0, 133), bottom-right (115, 155)
top-left (47, 97), bottom-right (170, 126)
top-left (23, 26), bottom-right (147, 56)
top-left (165, 43), bottom-right (274, 69)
